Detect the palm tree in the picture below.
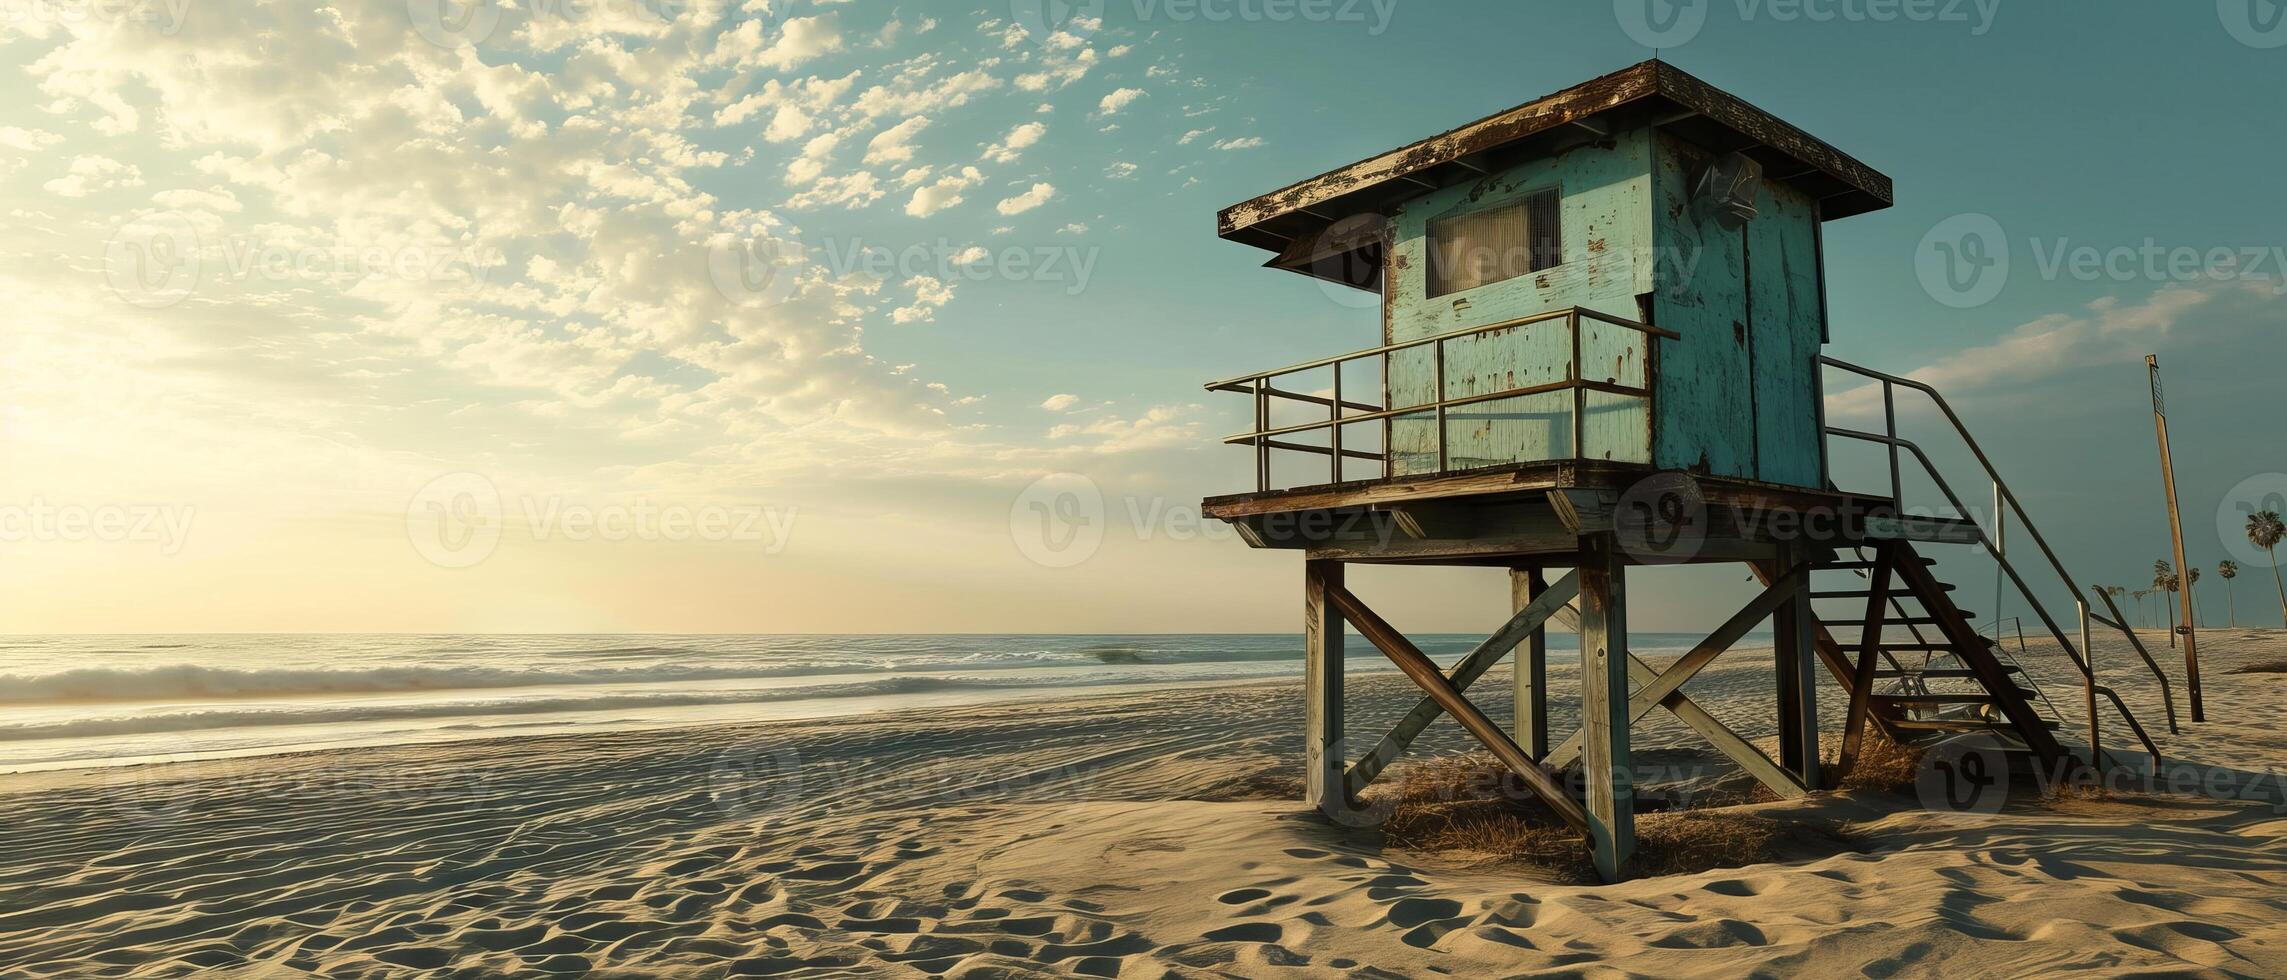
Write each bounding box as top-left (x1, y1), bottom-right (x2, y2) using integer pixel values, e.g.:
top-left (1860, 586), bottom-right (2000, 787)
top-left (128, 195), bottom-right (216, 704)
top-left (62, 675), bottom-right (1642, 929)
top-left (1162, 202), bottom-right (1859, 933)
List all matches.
top-left (2131, 588), bottom-right (2151, 626)
top-left (2154, 560), bottom-right (2177, 644)
top-left (2219, 560), bottom-right (2240, 627)
top-left (2251, 510), bottom-right (2287, 628)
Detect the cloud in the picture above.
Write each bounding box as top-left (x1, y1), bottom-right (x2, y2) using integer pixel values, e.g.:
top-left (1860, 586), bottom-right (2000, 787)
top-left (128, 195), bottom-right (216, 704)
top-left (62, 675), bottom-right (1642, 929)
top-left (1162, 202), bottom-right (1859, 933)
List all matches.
top-left (1827, 278), bottom-right (2275, 422)
top-left (892, 275), bottom-right (955, 323)
top-left (1179, 127), bottom-right (1214, 145)
top-left (905, 166), bottom-right (983, 217)
top-left (1104, 161), bottom-right (1138, 179)
top-left (42, 155), bottom-right (142, 197)
top-left (1211, 136), bottom-right (1265, 151)
top-left (995, 182), bottom-right (1056, 216)
top-left (982, 121), bottom-right (1046, 164)
top-left (1097, 87), bottom-right (1147, 115)
top-left (1041, 393), bottom-right (1081, 411)
top-left (864, 115), bottom-right (931, 165)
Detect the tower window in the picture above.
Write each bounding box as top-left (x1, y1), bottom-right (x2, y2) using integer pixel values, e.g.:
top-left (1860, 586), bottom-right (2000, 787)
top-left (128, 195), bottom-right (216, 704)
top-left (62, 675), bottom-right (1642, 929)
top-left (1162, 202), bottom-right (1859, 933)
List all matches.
top-left (1426, 189), bottom-right (1563, 298)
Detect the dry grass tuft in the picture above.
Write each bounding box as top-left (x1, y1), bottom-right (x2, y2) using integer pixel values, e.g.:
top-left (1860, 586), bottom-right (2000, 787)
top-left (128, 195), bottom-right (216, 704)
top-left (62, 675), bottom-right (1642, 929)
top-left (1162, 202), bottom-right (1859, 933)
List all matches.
top-left (1365, 753), bottom-right (1856, 882)
top-left (1833, 733), bottom-right (1926, 795)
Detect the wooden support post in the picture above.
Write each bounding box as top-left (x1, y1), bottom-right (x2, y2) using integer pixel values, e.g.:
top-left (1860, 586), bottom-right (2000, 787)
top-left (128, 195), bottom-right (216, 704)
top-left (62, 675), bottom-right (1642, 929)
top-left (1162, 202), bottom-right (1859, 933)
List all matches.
top-left (1833, 544), bottom-right (1893, 788)
top-left (1772, 544), bottom-right (1822, 790)
top-left (1576, 533), bottom-right (1635, 883)
top-left (1545, 564), bottom-right (1804, 768)
top-left (1513, 567), bottom-right (1550, 760)
top-left (1304, 559), bottom-right (1345, 817)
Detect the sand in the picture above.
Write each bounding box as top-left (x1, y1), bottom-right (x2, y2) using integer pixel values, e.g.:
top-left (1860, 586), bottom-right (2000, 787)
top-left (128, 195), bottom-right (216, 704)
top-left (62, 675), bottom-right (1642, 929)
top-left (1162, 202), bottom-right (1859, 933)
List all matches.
top-left (3, 630), bottom-right (2286, 977)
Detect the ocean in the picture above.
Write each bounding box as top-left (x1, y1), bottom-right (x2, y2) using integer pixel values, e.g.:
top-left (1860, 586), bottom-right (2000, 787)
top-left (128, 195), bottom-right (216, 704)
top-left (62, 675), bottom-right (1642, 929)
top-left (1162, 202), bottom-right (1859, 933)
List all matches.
top-left (0, 633), bottom-right (1753, 772)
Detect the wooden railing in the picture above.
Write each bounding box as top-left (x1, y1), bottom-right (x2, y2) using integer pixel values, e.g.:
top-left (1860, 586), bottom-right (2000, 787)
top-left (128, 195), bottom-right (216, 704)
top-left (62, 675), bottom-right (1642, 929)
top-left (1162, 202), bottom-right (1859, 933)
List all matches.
top-left (1206, 307), bottom-right (1677, 493)
top-left (1822, 356), bottom-right (2177, 771)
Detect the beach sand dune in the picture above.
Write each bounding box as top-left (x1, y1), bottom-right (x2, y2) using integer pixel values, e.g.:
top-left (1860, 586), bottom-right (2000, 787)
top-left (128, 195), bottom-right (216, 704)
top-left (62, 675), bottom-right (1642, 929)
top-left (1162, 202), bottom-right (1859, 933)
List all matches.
top-left (4, 631), bottom-right (2287, 977)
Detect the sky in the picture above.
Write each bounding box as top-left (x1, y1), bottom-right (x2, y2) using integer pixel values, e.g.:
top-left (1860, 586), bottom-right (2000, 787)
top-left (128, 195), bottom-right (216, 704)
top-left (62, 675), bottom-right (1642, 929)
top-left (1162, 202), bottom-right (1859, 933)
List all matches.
top-left (0, 0), bottom-right (2281, 635)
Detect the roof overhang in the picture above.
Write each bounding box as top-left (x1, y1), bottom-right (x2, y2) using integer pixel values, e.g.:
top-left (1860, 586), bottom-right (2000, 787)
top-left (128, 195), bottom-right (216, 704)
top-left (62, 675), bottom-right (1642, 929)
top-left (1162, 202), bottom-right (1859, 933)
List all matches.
top-left (1218, 60), bottom-right (1894, 291)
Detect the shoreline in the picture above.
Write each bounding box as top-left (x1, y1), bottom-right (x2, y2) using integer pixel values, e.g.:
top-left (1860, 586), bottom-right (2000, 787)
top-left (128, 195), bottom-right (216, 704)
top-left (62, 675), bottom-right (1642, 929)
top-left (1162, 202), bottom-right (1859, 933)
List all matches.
top-left (3, 631), bottom-right (2283, 976)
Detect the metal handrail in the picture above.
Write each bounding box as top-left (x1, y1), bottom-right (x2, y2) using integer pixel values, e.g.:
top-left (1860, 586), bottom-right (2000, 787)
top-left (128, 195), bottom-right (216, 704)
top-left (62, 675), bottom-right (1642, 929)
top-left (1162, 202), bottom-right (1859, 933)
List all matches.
top-left (1823, 356), bottom-right (2176, 769)
top-left (1209, 307), bottom-right (1674, 492)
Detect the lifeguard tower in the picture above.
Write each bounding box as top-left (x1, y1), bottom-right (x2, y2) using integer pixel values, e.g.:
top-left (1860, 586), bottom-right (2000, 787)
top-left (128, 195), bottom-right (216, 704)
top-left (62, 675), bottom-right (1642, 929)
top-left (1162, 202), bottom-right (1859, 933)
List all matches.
top-left (1200, 62), bottom-right (2177, 881)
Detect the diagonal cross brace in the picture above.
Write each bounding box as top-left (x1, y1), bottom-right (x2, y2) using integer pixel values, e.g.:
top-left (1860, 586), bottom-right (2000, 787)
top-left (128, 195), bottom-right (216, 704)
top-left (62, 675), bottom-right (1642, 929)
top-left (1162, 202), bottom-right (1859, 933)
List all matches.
top-left (1544, 565), bottom-right (1807, 770)
top-left (1343, 571), bottom-right (1581, 798)
top-left (1326, 584), bottom-right (1593, 837)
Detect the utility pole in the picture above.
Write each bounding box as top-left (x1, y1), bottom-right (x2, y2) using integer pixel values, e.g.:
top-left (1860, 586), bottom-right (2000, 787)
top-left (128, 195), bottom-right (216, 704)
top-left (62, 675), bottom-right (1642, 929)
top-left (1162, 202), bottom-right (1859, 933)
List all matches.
top-left (2148, 355), bottom-right (2203, 722)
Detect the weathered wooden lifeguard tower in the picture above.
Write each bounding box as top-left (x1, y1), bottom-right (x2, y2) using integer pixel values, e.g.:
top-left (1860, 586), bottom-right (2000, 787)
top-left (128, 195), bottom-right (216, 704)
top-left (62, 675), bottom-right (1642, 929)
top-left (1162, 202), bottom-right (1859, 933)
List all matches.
top-left (1200, 61), bottom-right (2177, 881)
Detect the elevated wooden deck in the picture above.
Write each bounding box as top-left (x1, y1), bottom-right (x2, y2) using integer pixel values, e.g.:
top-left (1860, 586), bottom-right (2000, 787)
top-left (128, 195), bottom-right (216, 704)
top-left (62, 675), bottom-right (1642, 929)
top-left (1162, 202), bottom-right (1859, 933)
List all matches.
top-left (1201, 461), bottom-right (1981, 565)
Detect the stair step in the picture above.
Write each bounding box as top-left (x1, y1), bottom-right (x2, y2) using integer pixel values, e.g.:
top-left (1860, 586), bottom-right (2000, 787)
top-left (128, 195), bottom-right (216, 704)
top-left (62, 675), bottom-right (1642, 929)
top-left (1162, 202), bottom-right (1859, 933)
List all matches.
top-left (1811, 584), bottom-right (1954, 598)
top-left (1873, 666), bottom-right (2021, 679)
top-left (1872, 693), bottom-right (2041, 706)
top-left (1816, 558), bottom-right (1936, 570)
top-left (1890, 716), bottom-right (2063, 734)
top-left (1857, 640), bottom-right (1996, 651)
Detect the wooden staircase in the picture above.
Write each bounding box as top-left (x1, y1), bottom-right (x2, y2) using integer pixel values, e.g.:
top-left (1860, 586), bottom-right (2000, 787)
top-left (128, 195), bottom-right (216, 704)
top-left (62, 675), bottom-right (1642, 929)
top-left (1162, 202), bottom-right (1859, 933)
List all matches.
top-left (1760, 539), bottom-right (2076, 784)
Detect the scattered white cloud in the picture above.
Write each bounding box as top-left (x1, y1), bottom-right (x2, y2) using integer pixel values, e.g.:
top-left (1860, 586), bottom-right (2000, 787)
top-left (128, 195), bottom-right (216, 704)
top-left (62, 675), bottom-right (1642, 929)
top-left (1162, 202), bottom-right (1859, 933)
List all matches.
top-left (1104, 161), bottom-right (1138, 179)
top-left (905, 166), bottom-right (983, 217)
top-left (893, 275), bottom-right (956, 323)
top-left (1212, 136), bottom-right (1265, 151)
top-left (42, 155), bottom-right (142, 197)
top-left (1041, 393), bottom-right (1081, 411)
top-left (995, 182), bottom-right (1056, 216)
top-left (1097, 87), bottom-right (1147, 115)
top-left (864, 115), bottom-right (932, 165)
top-left (1179, 127), bottom-right (1215, 145)
top-left (981, 121), bottom-right (1047, 164)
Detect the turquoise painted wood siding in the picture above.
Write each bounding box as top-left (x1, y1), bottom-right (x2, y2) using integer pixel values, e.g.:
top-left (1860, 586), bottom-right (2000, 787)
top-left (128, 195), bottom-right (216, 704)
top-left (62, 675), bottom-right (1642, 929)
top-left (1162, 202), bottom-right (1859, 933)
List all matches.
top-left (1647, 131), bottom-right (1826, 487)
top-left (1374, 127), bottom-right (1829, 489)
top-left (1382, 132), bottom-right (1655, 475)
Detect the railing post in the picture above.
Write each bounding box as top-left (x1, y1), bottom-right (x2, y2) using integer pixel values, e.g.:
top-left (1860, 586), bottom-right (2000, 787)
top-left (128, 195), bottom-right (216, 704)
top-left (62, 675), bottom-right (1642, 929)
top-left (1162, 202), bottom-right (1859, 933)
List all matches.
top-left (1570, 311), bottom-right (1585, 459)
top-left (2080, 600), bottom-right (2099, 772)
top-left (1253, 377), bottom-right (1269, 492)
top-left (1433, 338), bottom-right (1448, 474)
top-left (1883, 381), bottom-right (1901, 506)
top-left (1330, 364), bottom-right (1343, 485)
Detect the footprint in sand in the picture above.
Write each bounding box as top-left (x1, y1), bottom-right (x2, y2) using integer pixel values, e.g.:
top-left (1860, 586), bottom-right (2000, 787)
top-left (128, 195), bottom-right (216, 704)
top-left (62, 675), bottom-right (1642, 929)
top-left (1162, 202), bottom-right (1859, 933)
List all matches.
top-left (1216, 888), bottom-right (1271, 905)
top-left (1202, 922), bottom-right (1283, 943)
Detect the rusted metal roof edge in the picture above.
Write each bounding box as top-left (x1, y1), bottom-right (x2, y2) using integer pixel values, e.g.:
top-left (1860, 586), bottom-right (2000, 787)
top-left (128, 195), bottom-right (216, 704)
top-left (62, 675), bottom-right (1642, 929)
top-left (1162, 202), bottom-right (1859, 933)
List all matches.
top-left (1217, 60), bottom-right (1893, 246)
